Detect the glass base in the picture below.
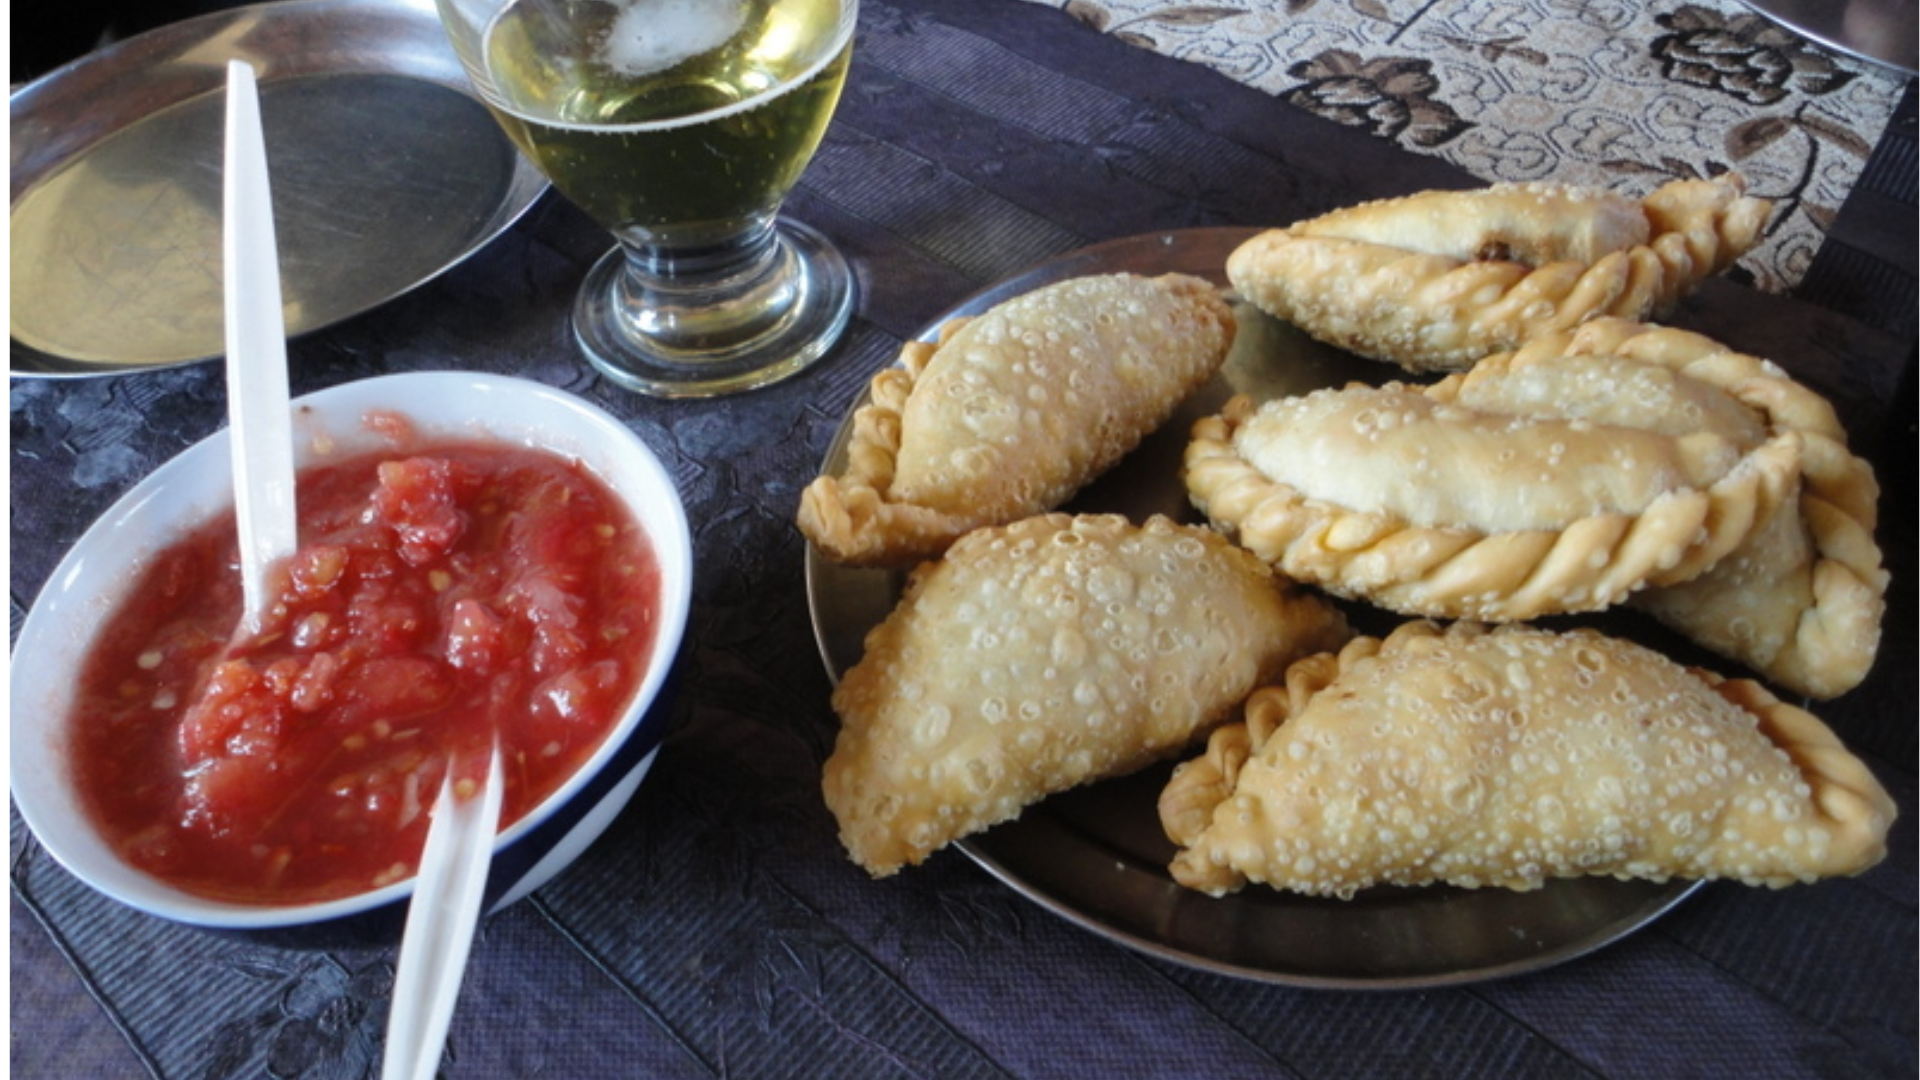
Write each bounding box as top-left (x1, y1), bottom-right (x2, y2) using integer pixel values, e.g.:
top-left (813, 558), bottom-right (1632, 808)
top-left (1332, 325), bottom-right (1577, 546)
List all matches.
top-left (572, 218), bottom-right (856, 398)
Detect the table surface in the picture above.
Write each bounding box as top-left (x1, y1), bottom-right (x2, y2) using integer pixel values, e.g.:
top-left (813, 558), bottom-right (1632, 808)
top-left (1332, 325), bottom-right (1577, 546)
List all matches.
top-left (11, 2), bottom-right (1916, 1078)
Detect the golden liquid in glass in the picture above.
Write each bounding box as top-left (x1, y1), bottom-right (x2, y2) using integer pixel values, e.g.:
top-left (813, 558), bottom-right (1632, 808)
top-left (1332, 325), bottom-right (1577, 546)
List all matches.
top-left (481, 0), bottom-right (852, 244)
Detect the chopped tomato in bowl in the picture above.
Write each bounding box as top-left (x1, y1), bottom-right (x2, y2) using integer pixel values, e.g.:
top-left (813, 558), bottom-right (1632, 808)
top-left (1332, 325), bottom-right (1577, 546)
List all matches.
top-left (11, 373), bottom-right (692, 945)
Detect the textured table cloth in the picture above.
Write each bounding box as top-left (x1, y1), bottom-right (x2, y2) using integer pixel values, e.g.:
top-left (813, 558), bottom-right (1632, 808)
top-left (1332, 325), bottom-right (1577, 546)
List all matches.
top-left (1017, 0), bottom-right (1917, 294)
top-left (11, 1), bottom-right (1916, 1078)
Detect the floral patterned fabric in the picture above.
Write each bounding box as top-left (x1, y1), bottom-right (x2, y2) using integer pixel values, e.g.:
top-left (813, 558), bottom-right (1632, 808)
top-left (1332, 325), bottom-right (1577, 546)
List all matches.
top-left (1029, 0), bottom-right (1910, 291)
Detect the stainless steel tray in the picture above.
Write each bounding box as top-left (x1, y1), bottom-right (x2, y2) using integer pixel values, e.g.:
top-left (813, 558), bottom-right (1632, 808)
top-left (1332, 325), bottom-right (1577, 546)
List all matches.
top-left (804, 228), bottom-right (1700, 989)
top-left (9, 0), bottom-right (549, 376)
top-left (1733, 0), bottom-right (1916, 74)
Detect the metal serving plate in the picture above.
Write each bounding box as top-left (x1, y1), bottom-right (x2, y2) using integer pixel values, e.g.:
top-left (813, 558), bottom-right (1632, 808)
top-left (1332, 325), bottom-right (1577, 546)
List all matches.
top-left (1734, 0), bottom-right (1917, 74)
top-left (805, 229), bottom-right (1700, 989)
top-left (9, 0), bottom-right (549, 376)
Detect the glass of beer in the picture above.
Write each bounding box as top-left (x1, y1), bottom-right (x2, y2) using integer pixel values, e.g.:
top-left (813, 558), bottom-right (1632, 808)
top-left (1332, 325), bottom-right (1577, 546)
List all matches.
top-left (435, 0), bottom-right (859, 396)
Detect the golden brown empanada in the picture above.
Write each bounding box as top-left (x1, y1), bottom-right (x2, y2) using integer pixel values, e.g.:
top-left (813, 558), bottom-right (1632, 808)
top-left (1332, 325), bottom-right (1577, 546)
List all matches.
top-left (798, 273), bottom-right (1235, 568)
top-left (1183, 318), bottom-right (1885, 695)
top-left (1509, 320), bottom-right (1886, 699)
top-left (823, 512), bottom-right (1351, 877)
top-left (1161, 621), bottom-right (1895, 898)
top-left (1183, 362), bottom-right (1801, 623)
top-left (1226, 175), bottom-right (1770, 372)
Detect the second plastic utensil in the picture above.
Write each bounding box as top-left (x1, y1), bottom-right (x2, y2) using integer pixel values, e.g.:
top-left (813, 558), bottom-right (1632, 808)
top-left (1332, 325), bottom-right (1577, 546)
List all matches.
top-left (381, 747), bottom-right (503, 1080)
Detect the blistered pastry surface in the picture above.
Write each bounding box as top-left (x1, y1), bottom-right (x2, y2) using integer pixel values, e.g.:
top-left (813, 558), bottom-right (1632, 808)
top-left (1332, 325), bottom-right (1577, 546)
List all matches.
top-left (797, 273), bottom-right (1233, 568)
top-left (821, 513), bottom-right (1350, 877)
top-left (1161, 622), bottom-right (1895, 898)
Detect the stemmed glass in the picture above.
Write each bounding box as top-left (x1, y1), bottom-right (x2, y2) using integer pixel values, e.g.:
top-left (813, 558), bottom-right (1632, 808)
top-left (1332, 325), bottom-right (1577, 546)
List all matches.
top-left (435, 0), bottom-right (859, 396)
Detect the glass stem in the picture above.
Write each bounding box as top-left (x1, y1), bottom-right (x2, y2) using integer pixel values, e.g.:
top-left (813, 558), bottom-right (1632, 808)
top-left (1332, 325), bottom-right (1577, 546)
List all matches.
top-left (572, 214), bottom-right (855, 397)
top-left (609, 215), bottom-right (798, 355)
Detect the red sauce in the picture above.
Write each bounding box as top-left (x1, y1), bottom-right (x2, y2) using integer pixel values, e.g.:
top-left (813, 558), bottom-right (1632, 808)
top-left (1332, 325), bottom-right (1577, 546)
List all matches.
top-left (66, 435), bottom-right (663, 905)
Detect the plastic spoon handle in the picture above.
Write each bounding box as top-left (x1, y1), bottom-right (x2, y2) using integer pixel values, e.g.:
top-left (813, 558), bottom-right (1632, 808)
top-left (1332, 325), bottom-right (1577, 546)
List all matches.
top-left (222, 60), bottom-right (298, 632)
top-left (381, 747), bottom-right (503, 1080)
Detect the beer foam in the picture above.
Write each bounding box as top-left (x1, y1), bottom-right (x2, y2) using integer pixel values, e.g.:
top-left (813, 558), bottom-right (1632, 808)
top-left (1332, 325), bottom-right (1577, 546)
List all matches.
top-left (599, 0), bottom-right (747, 77)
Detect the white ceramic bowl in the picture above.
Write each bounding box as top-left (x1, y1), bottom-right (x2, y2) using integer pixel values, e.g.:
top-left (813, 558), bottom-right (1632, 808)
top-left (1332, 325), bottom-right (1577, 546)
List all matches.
top-left (10, 372), bottom-right (693, 945)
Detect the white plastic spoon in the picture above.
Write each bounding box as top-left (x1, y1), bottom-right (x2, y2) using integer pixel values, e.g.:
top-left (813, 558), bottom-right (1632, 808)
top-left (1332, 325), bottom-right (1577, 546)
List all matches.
top-left (222, 60), bottom-right (298, 634)
top-left (382, 746), bottom-right (503, 1080)
top-left (225, 60), bottom-right (501, 1079)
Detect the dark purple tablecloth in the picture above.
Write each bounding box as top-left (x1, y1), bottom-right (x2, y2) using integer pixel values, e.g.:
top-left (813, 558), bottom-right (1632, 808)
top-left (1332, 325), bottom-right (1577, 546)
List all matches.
top-left (12, 2), bottom-right (1916, 1077)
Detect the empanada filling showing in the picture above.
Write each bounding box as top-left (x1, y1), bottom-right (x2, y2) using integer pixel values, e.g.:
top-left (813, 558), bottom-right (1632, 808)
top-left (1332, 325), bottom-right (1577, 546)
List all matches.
top-left (1293, 182), bottom-right (1652, 266)
top-left (1232, 385), bottom-right (1747, 531)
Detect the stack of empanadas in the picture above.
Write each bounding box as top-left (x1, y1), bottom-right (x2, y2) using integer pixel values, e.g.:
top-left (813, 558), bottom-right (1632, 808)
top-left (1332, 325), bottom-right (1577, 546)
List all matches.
top-left (1496, 319), bottom-right (1887, 699)
top-left (799, 179), bottom-right (1891, 904)
top-left (822, 513), bottom-right (1350, 877)
top-left (1160, 621), bottom-right (1895, 898)
top-left (1184, 318), bottom-right (1884, 699)
top-left (1227, 175), bottom-right (1770, 372)
top-left (797, 272), bottom-right (1234, 569)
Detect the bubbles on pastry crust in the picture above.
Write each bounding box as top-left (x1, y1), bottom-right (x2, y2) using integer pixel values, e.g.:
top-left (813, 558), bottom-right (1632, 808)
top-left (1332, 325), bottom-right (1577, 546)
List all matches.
top-left (1169, 623), bottom-right (1867, 896)
top-left (825, 512), bottom-right (1348, 877)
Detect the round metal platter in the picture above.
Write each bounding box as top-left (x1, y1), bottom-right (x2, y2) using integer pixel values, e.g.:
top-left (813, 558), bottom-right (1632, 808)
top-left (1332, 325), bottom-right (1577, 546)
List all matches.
top-left (9, 0), bottom-right (549, 376)
top-left (804, 228), bottom-right (1701, 989)
top-left (1733, 0), bottom-right (1917, 74)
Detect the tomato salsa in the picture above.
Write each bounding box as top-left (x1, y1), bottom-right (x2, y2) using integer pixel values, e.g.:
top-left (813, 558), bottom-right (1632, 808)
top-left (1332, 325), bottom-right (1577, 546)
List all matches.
top-left (66, 431), bottom-right (663, 905)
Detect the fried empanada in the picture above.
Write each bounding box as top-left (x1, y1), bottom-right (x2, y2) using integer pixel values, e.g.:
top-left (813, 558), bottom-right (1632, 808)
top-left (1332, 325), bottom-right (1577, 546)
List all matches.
top-left (1161, 621), bottom-right (1895, 898)
top-left (1183, 318), bottom-right (1885, 696)
top-left (1515, 320), bottom-right (1886, 699)
top-left (823, 513), bottom-right (1351, 877)
top-left (1226, 175), bottom-right (1770, 372)
top-left (798, 273), bottom-right (1235, 569)
top-left (1183, 357), bottom-right (1801, 623)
